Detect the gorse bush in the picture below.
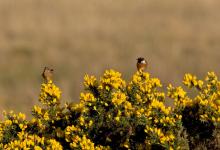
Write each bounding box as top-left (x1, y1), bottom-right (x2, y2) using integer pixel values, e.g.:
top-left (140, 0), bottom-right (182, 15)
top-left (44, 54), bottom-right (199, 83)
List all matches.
top-left (0, 70), bottom-right (219, 150)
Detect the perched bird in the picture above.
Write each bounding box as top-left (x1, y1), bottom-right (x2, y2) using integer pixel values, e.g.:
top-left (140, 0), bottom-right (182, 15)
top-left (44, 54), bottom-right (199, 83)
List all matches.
top-left (136, 57), bottom-right (147, 71)
top-left (42, 67), bottom-right (54, 82)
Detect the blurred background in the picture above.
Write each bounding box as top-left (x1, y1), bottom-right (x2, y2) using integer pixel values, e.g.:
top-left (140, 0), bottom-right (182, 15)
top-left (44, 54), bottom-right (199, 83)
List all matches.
top-left (0, 0), bottom-right (220, 118)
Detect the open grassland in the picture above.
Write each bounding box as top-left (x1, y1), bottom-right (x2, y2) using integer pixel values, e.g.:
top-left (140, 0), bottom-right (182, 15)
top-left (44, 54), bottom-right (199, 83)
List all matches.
top-left (0, 0), bottom-right (220, 116)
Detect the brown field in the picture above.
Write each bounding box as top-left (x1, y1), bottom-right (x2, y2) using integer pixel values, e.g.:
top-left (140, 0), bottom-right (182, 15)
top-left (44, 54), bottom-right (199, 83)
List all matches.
top-left (0, 0), bottom-right (220, 117)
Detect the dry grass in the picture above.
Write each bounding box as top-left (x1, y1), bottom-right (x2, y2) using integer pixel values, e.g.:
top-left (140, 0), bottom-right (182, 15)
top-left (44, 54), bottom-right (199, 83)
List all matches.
top-left (0, 0), bottom-right (220, 117)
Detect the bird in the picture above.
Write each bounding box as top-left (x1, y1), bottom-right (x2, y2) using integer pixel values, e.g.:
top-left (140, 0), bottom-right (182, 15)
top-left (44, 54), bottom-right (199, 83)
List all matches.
top-left (136, 57), bottom-right (147, 72)
top-left (42, 67), bottom-right (54, 82)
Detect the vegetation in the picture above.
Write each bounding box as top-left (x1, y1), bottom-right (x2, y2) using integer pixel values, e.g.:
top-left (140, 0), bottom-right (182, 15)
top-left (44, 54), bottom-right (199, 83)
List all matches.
top-left (1, 0), bottom-right (220, 115)
top-left (0, 70), bottom-right (219, 149)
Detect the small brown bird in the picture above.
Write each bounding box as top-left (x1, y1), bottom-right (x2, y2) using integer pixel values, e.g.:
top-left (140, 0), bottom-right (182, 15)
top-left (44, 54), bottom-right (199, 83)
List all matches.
top-left (42, 67), bottom-right (54, 82)
top-left (136, 57), bottom-right (147, 71)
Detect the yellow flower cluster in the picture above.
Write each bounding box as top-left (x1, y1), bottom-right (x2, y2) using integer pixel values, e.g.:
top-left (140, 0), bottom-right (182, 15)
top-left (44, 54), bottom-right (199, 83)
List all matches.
top-left (0, 69), bottom-right (220, 149)
top-left (167, 84), bottom-right (192, 108)
top-left (65, 125), bottom-right (81, 142)
top-left (84, 74), bottom-right (97, 88)
top-left (145, 127), bottom-right (175, 144)
top-left (39, 80), bottom-right (61, 106)
top-left (128, 71), bottom-right (164, 105)
top-left (99, 69), bottom-right (126, 90)
top-left (142, 99), bottom-right (182, 148)
top-left (64, 125), bottom-right (109, 150)
top-left (32, 105), bottom-right (51, 121)
top-left (80, 92), bottom-right (96, 103)
top-left (69, 135), bottom-right (95, 149)
top-left (183, 73), bottom-right (203, 89)
top-left (131, 71), bottom-right (162, 90)
top-left (149, 99), bottom-right (171, 115)
top-left (196, 98), bottom-right (220, 124)
top-left (126, 72), bottom-right (182, 149)
top-left (3, 133), bottom-right (62, 150)
top-left (111, 91), bottom-right (127, 106)
top-left (181, 72), bottom-right (220, 124)
top-left (0, 111), bottom-right (27, 143)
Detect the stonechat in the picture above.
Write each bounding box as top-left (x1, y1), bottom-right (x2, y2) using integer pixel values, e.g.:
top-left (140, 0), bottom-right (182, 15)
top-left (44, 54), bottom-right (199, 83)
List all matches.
top-left (136, 57), bottom-right (147, 71)
top-left (42, 67), bottom-right (54, 82)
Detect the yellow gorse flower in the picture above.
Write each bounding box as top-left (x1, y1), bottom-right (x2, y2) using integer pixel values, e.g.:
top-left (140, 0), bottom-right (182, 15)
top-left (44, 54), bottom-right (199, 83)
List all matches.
top-left (99, 69), bottom-right (126, 90)
top-left (39, 80), bottom-right (61, 106)
top-left (0, 70), bottom-right (220, 149)
top-left (84, 74), bottom-right (97, 88)
top-left (111, 91), bottom-right (127, 106)
top-left (80, 93), bottom-right (96, 103)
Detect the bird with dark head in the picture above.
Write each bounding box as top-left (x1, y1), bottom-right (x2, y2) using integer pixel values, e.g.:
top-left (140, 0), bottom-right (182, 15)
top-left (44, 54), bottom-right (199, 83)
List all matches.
top-left (42, 67), bottom-right (54, 82)
top-left (136, 57), bottom-right (147, 72)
